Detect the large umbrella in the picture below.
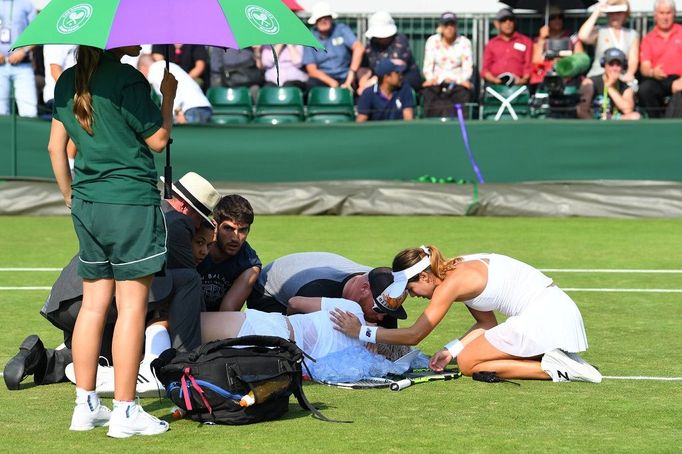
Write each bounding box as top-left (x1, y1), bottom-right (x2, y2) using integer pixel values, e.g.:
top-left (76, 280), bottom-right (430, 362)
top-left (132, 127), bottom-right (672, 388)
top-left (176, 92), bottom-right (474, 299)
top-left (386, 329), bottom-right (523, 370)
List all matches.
top-left (13, 0), bottom-right (322, 197)
top-left (501, 0), bottom-right (597, 24)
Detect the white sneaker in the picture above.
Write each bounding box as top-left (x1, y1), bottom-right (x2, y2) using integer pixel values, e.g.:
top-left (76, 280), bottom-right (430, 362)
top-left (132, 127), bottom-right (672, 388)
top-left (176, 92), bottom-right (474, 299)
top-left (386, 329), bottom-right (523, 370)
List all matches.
top-left (136, 358), bottom-right (165, 398)
top-left (106, 402), bottom-right (169, 438)
top-left (69, 395), bottom-right (112, 431)
top-left (65, 360), bottom-right (164, 398)
top-left (541, 349), bottom-right (602, 383)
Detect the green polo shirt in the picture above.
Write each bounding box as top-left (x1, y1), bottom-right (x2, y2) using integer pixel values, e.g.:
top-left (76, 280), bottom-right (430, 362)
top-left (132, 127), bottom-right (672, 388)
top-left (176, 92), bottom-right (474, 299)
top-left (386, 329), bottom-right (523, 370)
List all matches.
top-left (53, 51), bottom-right (162, 205)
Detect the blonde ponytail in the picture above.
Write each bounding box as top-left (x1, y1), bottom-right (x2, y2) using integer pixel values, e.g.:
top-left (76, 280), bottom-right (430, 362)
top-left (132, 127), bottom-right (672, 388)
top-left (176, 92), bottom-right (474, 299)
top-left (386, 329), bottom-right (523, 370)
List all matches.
top-left (73, 46), bottom-right (102, 135)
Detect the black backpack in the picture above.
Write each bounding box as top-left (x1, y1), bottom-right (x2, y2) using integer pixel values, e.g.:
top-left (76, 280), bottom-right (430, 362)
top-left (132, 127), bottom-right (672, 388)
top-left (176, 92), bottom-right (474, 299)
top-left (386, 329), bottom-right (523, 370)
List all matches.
top-left (151, 335), bottom-right (344, 425)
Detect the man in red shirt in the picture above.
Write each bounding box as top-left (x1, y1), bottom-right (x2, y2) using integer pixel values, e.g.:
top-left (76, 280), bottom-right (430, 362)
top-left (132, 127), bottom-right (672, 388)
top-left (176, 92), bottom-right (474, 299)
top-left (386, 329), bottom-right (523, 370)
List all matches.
top-left (482, 8), bottom-right (533, 86)
top-left (638, 0), bottom-right (682, 117)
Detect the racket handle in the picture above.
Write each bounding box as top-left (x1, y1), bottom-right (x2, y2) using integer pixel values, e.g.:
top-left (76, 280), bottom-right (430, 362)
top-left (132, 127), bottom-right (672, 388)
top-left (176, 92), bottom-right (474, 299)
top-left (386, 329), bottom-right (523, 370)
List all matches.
top-left (390, 378), bottom-right (413, 391)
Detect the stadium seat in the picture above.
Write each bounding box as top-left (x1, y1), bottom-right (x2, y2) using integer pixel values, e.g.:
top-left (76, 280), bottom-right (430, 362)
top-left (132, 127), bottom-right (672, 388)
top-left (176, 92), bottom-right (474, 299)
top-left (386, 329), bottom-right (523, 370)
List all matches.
top-left (253, 86), bottom-right (304, 124)
top-left (306, 87), bottom-right (354, 123)
top-left (481, 84), bottom-right (530, 120)
top-left (207, 87), bottom-right (253, 124)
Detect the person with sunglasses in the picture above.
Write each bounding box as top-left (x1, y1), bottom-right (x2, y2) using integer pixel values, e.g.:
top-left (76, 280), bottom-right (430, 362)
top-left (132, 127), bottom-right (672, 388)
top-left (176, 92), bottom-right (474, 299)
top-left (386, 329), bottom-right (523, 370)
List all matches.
top-left (331, 245), bottom-right (602, 383)
top-left (482, 8), bottom-right (533, 86)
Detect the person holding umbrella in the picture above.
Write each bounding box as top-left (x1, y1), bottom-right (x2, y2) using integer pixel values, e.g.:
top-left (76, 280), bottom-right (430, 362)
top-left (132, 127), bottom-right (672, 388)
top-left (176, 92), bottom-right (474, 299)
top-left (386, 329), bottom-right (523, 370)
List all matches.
top-left (48, 44), bottom-right (177, 437)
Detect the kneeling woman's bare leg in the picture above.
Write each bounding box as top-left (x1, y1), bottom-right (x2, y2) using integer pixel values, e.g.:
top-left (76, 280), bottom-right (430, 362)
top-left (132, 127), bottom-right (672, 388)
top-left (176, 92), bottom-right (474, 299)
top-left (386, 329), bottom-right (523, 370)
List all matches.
top-left (200, 312), bottom-right (246, 343)
top-left (457, 334), bottom-right (550, 380)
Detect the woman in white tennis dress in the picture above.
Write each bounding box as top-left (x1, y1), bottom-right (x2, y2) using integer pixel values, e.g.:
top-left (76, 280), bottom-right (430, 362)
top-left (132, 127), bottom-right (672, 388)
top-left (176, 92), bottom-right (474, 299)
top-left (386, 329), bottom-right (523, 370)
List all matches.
top-left (332, 245), bottom-right (601, 383)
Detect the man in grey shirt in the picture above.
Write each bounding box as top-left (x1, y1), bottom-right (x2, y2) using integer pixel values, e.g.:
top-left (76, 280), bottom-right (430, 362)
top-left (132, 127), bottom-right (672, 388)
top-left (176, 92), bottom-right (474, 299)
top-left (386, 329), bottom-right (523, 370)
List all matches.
top-left (247, 252), bottom-right (406, 328)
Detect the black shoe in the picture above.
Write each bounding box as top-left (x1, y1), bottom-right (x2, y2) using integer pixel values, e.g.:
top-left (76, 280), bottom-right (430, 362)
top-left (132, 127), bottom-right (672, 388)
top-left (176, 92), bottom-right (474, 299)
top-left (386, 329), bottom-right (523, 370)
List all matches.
top-left (3, 335), bottom-right (47, 390)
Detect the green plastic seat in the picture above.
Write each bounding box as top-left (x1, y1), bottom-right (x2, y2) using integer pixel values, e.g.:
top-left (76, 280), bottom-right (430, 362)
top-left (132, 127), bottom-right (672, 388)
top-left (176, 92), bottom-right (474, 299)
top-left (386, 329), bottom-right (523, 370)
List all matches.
top-left (255, 86), bottom-right (304, 123)
top-left (306, 87), bottom-right (354, 121)
top-left (207, 87), bottom-right (253, 123)
top-left (306, 114), bottom-right (354, 124)
top-left (481, 84), bottom-right (530, 120)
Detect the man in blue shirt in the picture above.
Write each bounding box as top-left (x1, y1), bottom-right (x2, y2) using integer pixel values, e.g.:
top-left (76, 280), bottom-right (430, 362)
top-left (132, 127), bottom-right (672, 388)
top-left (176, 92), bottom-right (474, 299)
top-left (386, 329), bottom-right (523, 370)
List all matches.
top-left (302, 2), bottom-right (364, 89)
top-left (356, 59), bottom-right (415, 122)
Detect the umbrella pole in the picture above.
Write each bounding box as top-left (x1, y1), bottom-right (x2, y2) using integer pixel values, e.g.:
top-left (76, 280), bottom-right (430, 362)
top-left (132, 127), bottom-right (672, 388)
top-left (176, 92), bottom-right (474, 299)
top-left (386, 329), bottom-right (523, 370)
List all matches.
top-left (163, 45), bottom-right (172, 199)
top-left (545, 0), bottom-right (549, 26)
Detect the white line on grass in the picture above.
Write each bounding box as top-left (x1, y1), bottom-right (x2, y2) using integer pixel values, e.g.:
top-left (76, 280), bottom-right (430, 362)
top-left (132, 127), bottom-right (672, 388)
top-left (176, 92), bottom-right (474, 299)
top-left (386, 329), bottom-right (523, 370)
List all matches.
top-left (3, 267), bottom-right (682, 273)
top-left (603, 376), bottom-right (682, 381)
top-left (0, 287), bottom-right (51, 290)
top-left (564, 288), bottom-right (682, 293)
top-left (540, 269), bottom-right (682, 273)
top-left (0, 268), bottom-right (61, 271)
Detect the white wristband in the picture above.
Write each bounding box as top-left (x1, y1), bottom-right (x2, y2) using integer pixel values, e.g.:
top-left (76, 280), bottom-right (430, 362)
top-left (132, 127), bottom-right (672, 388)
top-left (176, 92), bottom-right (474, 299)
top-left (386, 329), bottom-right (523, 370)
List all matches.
top-left (444, 339), bottom-right (464, 358)
top-left (359, 325), bottom-right (378, 344)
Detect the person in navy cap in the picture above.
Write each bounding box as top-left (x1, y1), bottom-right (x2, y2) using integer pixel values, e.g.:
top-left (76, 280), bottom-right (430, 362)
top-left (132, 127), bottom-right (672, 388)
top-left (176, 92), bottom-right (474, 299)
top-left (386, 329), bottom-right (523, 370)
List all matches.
top-left (355, 58), bottom-right (415, 122)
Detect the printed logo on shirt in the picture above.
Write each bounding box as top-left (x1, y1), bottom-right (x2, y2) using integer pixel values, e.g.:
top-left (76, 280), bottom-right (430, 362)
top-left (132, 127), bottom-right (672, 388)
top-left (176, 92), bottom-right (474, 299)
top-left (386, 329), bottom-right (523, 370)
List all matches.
top-left (56, 4), bottom-right (93, 34)
top-left (331, 36), bottom-right (345, 46)
top-left (513, 42), bottom-right (527, 52)
top-left (201, 273), bottom-right (233, 309)
top-left (245, 5), bottom-right (280, 35)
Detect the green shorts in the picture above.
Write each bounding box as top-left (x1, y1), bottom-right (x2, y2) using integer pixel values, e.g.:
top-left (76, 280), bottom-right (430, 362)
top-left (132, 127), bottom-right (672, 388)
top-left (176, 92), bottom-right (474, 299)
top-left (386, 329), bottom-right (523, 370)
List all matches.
top-left (71, 198), bottom-right (167, 280)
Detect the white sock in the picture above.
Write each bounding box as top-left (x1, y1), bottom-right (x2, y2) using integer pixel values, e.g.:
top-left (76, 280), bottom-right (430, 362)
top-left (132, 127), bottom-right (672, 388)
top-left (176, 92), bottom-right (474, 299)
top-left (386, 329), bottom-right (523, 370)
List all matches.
top-left (75, 387), bottom-right (99, 409)
top-left (144, 325), bottom-right (171, 359)
top-left (112, 399), bottom-right (135, 411)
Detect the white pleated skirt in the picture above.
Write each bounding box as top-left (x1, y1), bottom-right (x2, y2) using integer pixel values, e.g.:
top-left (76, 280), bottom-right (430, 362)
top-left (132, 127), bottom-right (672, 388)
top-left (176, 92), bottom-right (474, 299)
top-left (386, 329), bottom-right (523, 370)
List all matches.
top-left (484, 285), bottom-right (589, 357)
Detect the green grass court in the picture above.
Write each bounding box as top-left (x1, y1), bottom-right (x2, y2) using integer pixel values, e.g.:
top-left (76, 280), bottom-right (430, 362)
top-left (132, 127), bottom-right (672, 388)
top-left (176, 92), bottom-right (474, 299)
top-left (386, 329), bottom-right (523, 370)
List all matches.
top-left (1, 216), bottom-right (680, 452)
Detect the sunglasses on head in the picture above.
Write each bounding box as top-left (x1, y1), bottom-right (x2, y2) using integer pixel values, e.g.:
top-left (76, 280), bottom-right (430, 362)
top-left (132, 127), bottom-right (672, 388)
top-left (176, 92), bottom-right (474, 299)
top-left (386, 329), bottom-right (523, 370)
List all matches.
top-left (372, 290), bottom-right (408, 314)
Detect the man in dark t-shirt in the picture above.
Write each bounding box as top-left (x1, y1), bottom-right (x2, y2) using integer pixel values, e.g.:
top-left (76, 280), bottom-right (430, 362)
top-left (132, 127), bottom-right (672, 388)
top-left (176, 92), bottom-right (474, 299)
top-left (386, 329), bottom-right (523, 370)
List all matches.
top-left (247, 252), bottom-right (404, 329)
top-left (197, 195), bottom-right (261, 311)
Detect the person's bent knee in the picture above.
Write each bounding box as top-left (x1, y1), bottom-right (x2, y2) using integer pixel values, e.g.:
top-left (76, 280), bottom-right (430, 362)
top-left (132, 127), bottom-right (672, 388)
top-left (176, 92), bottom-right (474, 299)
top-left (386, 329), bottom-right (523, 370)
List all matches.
top-left (455, 348), bottom-right (477, 376)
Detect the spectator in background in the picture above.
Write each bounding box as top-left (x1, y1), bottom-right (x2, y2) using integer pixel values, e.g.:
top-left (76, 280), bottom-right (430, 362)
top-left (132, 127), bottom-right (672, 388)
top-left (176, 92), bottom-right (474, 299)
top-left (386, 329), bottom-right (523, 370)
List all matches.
top-left (209, 47), bottom-right (264, 100)
top-left (638, 0), bottom-right (682, 118)
top-left (357, 11), bottom-right (422, 95)
top-left (422, 12), bottom-right (474, 117)
top-left (302, 2), bottom-right (364, 89)
top-left (577, 47), bottom-right (640, 120)
top-left (482, 8), bottom-right (533, 87)
top-left (260, 44), bottom-right (308, 91)
top-left (579, 0), bottom-right (638, 83)
top-left (152, 44), bottom-right (209, 91)
top-left (531, 7), bottom-right (584, 87)
top-left (0, 0), bottom-right (37, 117)
top-left (42, 45), bottom-right (77, 109)
top-left (356, 58), bottom-right (414, 122)
top-left (138, 55), bottom-right (212, 124)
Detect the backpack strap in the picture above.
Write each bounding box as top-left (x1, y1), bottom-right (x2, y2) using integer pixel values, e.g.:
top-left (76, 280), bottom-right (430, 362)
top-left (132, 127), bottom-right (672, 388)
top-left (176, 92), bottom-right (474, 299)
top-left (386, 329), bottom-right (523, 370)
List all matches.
top-left (191, 335), bottom-right (304, 361)
top-left (294, 362), bottom-right (352, 424)
top-left (181, 367), bottom-right (214, 414)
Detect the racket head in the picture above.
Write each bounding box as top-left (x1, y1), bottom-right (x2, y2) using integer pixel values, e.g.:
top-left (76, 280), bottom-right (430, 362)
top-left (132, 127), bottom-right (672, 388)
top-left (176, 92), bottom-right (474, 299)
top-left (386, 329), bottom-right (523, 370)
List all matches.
top-left (316, 377), bottom-right (395, 390)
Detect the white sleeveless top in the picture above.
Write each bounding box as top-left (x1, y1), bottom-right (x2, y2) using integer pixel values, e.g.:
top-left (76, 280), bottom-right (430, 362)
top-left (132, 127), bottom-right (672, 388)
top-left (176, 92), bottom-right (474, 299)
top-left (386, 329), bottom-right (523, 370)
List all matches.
top-left (461, 253), bottom-right (553, 316)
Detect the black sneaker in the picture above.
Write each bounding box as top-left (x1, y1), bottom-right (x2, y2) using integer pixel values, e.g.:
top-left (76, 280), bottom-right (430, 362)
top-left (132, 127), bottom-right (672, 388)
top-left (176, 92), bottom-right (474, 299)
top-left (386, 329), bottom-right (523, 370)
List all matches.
top-left (3, 335), bottom-right (47, 390)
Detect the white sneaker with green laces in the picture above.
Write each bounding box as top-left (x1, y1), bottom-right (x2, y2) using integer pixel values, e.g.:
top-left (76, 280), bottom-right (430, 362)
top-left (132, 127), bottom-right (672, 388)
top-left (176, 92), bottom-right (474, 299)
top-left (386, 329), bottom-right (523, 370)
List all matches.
top-left (106, 402), bottom-right (169, 438)
top-left (541, 349), bottom-right (602, 383)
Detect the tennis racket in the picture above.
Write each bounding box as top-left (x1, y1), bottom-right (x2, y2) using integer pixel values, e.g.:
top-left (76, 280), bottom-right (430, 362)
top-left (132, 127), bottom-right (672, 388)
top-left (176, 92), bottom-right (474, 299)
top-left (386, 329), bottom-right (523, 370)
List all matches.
top-left (390, 371), bottom-right (461, 391)
top-left (316, 377), bottom-right (395, 390)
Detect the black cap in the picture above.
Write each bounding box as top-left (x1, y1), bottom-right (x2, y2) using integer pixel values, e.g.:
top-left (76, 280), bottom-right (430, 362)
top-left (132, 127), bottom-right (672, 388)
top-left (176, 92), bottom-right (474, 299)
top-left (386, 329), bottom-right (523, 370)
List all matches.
top-left (440, 12), bottom-right (457, 25)
top-left (368, 267), bottom-right (408, 320)
top-left (496, 8), bottom-right (515, 21)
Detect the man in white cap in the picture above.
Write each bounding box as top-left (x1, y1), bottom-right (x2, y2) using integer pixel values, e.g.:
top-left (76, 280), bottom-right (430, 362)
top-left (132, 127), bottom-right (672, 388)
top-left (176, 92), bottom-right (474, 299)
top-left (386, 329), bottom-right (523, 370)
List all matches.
top-left (4, 172), bottom-right (220, 391)
top-left (301, 2), bottom-right (364, 89)
top-left (358, 11), bottom-right (422, 95)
